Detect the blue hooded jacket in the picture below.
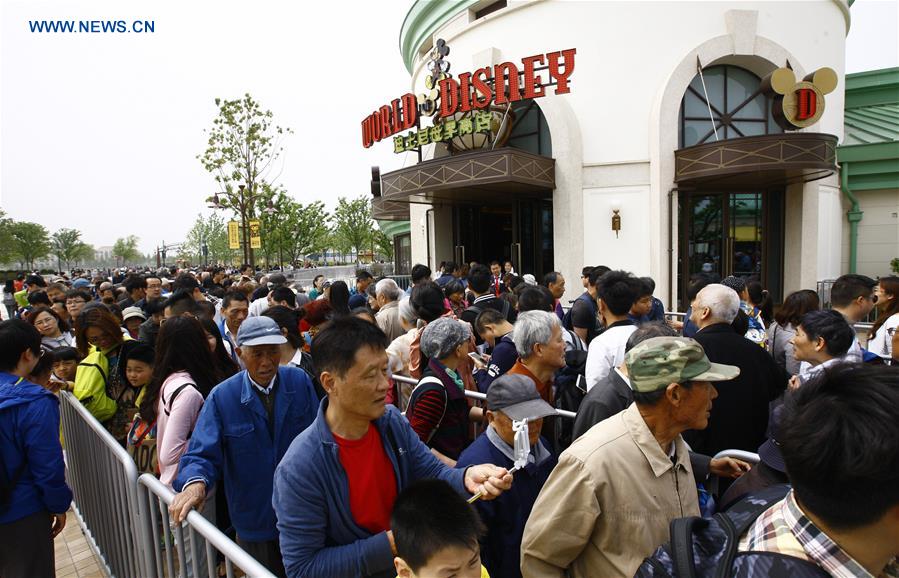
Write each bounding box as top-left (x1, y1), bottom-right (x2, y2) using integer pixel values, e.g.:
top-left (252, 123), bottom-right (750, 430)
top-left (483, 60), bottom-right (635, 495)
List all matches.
top-left (173, 366), bottom-right (317, 541)
top-left (273, 399), bottom-right (467, 578)
top-left (0, 372), bottom-right (73, 524)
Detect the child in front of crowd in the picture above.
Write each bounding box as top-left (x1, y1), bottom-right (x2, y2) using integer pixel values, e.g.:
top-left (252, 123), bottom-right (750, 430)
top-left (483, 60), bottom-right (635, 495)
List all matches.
top-left (392, 479), bottom-right (489, 578)
top-left (52, 346), bottom-right (81, 385)
top-left (107, 343), bottom-right (155, 444)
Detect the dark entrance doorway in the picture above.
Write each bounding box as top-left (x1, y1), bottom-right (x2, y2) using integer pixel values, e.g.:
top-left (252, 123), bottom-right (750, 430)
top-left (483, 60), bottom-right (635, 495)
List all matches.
top-left (677, 190), bottom-right (784, 309)
top-left (452, 199), bottom-right (553, 279)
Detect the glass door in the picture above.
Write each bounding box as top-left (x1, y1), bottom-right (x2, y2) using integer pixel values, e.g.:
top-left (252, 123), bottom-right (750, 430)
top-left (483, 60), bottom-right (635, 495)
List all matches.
top-left (678, 191), bottom-right (783, 309)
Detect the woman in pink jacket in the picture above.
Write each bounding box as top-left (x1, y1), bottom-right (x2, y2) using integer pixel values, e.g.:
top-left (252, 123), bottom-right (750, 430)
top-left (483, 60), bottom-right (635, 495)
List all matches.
top-left (137, 316), bottom-right (221, 488)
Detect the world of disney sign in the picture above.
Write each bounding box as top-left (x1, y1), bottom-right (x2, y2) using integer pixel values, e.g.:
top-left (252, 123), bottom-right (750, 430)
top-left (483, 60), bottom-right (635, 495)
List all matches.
top-left (361, 43), bottom-right (576, 152)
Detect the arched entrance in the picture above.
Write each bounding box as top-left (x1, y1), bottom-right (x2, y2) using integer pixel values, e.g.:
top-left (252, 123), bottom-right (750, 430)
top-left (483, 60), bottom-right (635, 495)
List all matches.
top-left (451, 100), bottom-right (554, 276)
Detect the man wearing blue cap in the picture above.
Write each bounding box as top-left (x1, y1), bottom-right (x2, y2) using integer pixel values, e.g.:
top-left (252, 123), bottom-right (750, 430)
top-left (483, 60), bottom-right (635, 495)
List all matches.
top-left (169, 316), bottom-right (318, 577)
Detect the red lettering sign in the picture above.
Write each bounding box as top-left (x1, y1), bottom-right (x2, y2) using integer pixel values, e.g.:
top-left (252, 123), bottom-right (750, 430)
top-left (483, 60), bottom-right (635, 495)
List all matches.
top-left (796, 88), bottom-right (816, 120)
top-left (362, 48), bottom-right (576, 149)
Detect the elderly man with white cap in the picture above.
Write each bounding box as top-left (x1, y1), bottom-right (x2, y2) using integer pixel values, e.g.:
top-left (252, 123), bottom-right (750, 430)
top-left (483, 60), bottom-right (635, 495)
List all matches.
top-left (169, 316), bottom-right (318, 577)
top-left (456, 373), bottom-right (559, 578)
top-left (522, 336), bottom-right (740, 578)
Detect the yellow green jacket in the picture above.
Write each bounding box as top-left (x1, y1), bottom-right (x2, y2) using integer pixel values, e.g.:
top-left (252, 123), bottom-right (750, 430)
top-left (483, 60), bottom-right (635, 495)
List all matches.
top-left (73, 337), bottom-right (134, 423)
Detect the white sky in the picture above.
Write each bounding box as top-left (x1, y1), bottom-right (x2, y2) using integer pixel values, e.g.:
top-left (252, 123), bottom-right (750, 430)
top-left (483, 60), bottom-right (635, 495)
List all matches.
top-left (1, 0), bottom-right (896, 254)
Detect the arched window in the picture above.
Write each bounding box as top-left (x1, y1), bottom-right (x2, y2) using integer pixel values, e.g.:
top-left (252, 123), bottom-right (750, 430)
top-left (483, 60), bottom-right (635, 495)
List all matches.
top-left (506, 100), bottom-right (552, 157)
top-left (679, 65), bottom-right (782, 148)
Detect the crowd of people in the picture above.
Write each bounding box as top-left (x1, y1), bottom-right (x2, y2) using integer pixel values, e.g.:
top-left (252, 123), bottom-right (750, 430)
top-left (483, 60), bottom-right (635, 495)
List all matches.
top-left (0, 261), bottom-right (897, 578)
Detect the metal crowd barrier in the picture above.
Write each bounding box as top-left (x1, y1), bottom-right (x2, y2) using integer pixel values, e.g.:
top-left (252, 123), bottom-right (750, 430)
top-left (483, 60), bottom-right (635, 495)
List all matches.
top-left (60, 391), bottom-right (273, 578)
top-left (136, 474), bottom-right (277, 578)
top-left (713, 449), bottom-right (760, 465)
top-left (59, 391), bottom-right (142, 577)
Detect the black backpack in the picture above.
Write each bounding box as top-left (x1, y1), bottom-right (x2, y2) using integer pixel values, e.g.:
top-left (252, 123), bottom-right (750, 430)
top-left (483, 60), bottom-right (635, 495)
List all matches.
top-left (553, 330), bottom-right (588, 451)
top-left (562, 293), bottom-right (599, 342)
top-left (635, 485), bottom-right (829, 578)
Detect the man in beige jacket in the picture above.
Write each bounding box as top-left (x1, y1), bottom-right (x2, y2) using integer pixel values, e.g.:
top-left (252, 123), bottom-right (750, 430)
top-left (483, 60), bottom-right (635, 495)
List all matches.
top-left (520, 336), bottom-right (739, 577)
top-left (374, 278), bottom-right (405, 342)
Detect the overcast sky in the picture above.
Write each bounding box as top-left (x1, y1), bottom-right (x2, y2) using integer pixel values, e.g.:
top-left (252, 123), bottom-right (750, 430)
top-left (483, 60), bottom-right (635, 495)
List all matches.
top-left (1, 0), bottom-right (896, 254)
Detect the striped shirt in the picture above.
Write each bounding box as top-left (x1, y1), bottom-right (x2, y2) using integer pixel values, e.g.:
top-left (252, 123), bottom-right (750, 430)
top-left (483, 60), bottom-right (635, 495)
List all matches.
top-left (739, 490), bottom-right (899, 578)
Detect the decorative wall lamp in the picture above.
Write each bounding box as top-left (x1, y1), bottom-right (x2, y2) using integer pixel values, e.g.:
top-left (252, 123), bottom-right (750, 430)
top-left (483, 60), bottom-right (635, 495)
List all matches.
top-left (611, 203), bottom-right (622, 238)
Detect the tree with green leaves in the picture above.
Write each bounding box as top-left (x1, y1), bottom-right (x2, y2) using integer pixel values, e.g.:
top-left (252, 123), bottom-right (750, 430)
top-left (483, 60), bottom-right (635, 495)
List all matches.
top-left (112, 236), bottom-right (141, 266)
top-left (71, 242), bottom-right (95, 266)
top-left (283, 200), bottom-right (331, 264)
top-left (198, 94), bottom-right (292, 266)
top-left (184, 212), bottom-right (231, 266)
top-left (331, 196), bottom-right (374, 265)
top-left (9, 221), bottom-right (51, 270)
top-left (372, 228), bottom-right (395, 260)
top-left (51, 228), bottom-right (93, 271)
top-left (0, 209), bottom-right (13, 265)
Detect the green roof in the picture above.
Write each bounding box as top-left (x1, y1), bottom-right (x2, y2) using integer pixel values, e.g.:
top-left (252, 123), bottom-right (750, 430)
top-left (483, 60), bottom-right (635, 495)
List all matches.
top-left (839, 68), bottom-right (899, 191)
top-left (843, 104), bottom-right (899, 146)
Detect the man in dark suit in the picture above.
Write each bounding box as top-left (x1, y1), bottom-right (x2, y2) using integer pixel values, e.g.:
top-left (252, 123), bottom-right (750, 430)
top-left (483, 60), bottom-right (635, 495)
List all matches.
top-left (685, 284), bottom-right (788, 457)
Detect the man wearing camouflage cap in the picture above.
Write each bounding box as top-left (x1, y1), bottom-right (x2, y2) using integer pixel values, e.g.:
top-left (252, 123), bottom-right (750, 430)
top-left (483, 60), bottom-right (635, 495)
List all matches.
top-left (521, 337), bottom-right (739, 578)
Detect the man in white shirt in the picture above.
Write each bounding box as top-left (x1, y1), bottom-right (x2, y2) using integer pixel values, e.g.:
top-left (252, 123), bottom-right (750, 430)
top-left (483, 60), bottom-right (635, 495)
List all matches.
top-left (585, 271), bottom-right (640, 392)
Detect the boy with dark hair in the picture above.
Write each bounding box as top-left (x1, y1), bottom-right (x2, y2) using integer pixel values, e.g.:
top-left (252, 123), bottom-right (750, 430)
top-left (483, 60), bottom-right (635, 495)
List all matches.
top-left (392, 479), bottom-right (489, 578)
top-left (737, 364), bottom-right (899, 576)
top-left (472, 308), bottom-right (517, 393)
top-left (563, 266), bottom-right (608, 345)
top-left (584, 271), bottom-right (640, 391)
top-left (0, 320), bottom-right (73, 577)
top-left (461, 265), bottom-right (516, 335)
top-left (118, 275), bottom-right (147, 308)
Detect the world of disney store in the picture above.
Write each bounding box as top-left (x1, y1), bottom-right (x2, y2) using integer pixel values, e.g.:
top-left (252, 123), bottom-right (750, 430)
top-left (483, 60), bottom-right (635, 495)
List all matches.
top-left (365, 0), bottom-right (849, 309)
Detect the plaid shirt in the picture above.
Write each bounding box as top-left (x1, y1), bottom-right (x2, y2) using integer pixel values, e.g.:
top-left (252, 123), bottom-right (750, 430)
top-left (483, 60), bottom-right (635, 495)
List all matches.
top-left (739, 490), bottom-right (899, 578)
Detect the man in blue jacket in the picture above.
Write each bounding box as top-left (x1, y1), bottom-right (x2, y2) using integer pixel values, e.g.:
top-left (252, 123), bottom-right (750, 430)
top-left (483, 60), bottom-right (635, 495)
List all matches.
top-left (456, 374), bottom-right (558, 578)
top-left (170, 316), bottom-right (318, 577)
top-left (272, 316), bottom-right (513, 578)
top-left (0, 320), bottom-right (73, 578)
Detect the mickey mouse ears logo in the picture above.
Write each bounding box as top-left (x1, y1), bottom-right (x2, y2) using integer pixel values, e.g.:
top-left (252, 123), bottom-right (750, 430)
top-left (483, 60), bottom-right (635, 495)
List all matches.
top-left (765, 66), bottom-right (837, 130)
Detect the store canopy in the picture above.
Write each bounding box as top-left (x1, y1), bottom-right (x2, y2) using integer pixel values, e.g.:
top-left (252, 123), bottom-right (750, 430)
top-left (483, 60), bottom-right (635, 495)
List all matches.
top-left (380, 147), bottom-right (555, 205)
top-left (371, 196), bottom-right (411, 220)
top-left (674, 133), bottom-right (838, 189)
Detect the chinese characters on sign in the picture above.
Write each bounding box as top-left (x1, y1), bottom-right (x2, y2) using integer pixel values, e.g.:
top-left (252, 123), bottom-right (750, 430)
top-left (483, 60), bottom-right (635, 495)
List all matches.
top-left (393, 111), bottom-right (493, 153)
top-left (248, 220), bottom-right (262, 249)
top-left (228, 221), bottom-right (240, 250)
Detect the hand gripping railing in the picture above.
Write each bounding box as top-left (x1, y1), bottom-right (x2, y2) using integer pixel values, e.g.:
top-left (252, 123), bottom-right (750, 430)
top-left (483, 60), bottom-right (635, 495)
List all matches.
top-left (136, 474), bottom-right (277, 578)
top-left (712, 449), bottom-right (760, 465)
top-left (59, 391), bottom-right (144, 577)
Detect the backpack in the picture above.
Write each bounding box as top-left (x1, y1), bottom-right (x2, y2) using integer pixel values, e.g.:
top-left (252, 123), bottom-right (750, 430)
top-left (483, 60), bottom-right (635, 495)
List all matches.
top-left (126, 382), bottom-right (199, 476)
top-left (635, 485), bottom-right (829, 578)
top-left (464, 299), bottom-right (511, 324)
top-left (562, 293), bottom-right (599, 341)
top-left (403, 376), bottom-right (446, 443)
top-left (553, 331), bottom-right (588, 450)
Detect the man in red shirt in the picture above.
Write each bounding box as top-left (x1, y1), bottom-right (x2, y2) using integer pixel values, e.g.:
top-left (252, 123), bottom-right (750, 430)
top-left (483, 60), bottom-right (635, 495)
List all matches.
top-left (273, 316), bottom-right (513, 578)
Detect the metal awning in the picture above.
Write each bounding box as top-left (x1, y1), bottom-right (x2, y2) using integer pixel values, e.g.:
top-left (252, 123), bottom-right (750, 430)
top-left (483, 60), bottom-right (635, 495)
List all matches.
top-left (675, 133), bottom-right (838, 189)
top-left (380, 147), bottom-right (555, 205)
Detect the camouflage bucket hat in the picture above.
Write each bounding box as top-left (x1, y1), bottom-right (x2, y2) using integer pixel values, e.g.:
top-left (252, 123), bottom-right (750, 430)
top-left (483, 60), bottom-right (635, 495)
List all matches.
top-left (624, 336), bottom-right (740, 393)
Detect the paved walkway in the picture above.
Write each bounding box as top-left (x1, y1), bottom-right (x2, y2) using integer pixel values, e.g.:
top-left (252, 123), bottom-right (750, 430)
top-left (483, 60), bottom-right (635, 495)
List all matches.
top-left (54, 508), bottom-right (106, 578)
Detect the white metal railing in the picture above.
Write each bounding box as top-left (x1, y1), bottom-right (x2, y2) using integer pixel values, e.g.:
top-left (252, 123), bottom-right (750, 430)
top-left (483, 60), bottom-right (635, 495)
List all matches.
top-left (391, 374), bottom-right (577, 420)
top-left (713, 449), bottom-right (760, 465)
top-left (60, 391), bottom-right (142, 577)
top-left (136, 474), bottom-right (277, 578)
top-left (60, 391), bottom-right (274, 578)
